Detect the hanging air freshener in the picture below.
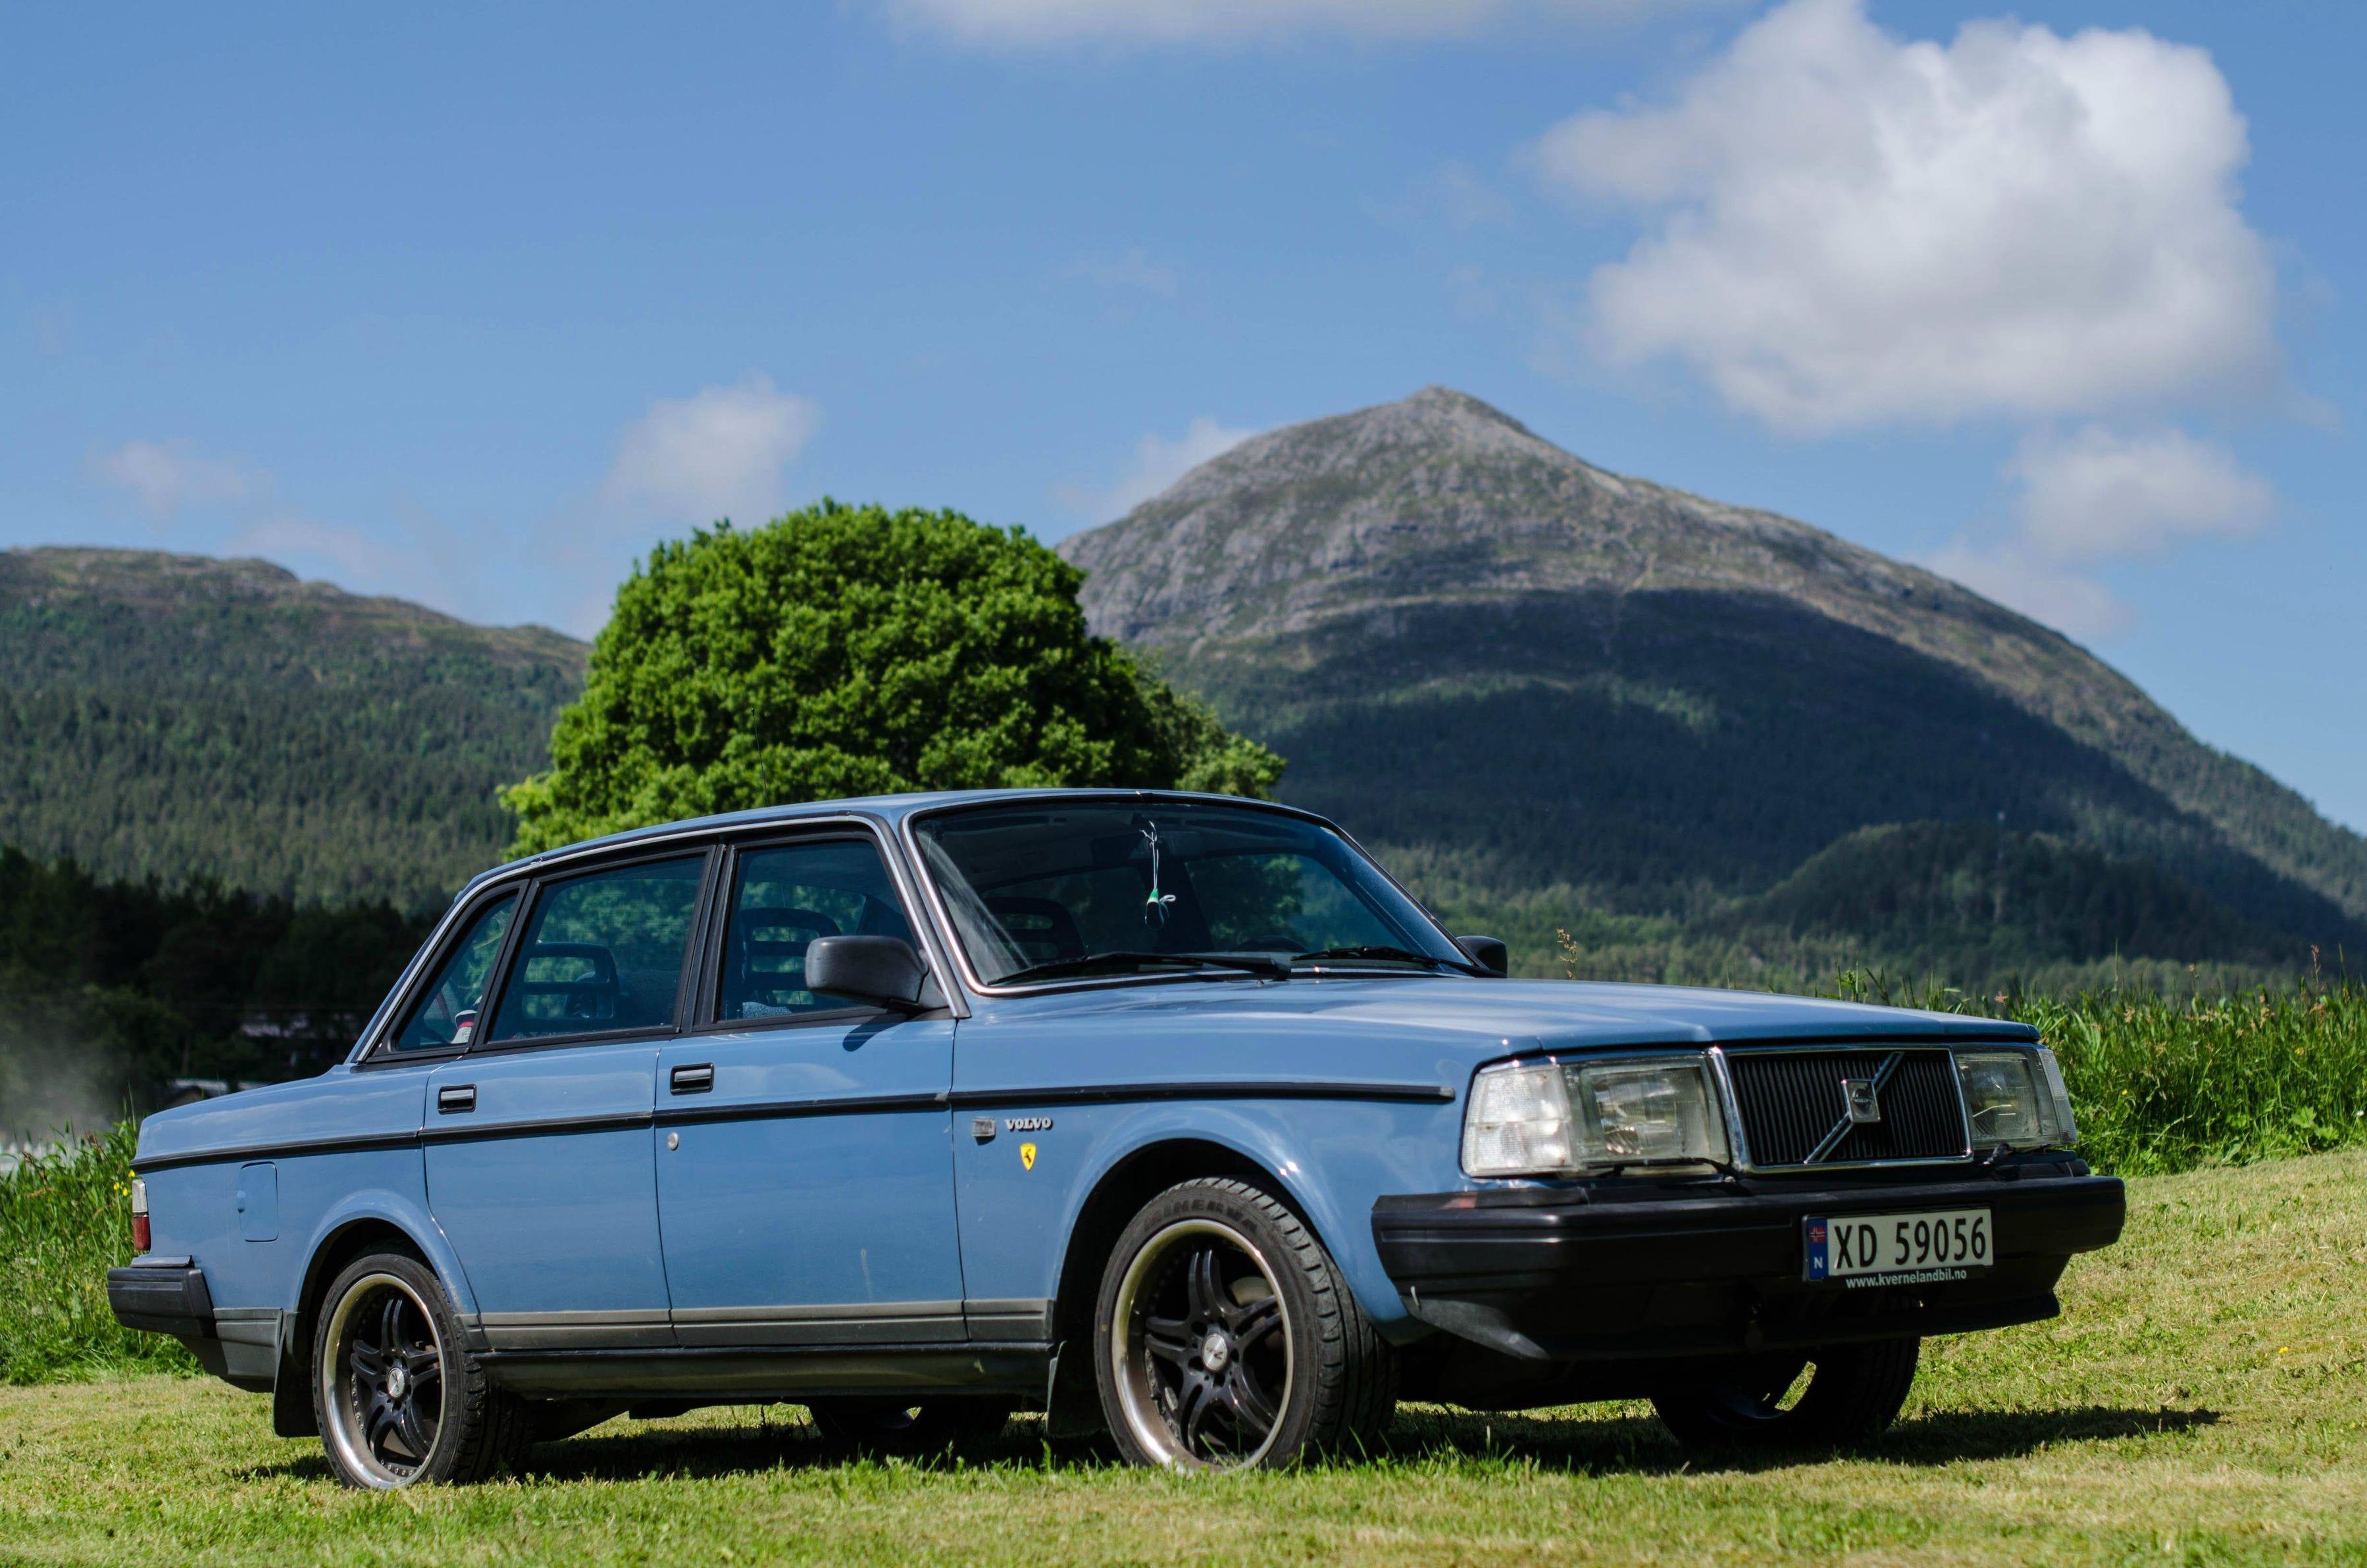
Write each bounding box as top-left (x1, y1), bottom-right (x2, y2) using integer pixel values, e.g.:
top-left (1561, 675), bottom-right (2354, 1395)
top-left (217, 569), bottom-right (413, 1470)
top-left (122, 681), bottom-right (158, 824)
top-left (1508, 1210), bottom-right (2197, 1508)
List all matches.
top-left (1140, 818), bottom-right (1178, 928)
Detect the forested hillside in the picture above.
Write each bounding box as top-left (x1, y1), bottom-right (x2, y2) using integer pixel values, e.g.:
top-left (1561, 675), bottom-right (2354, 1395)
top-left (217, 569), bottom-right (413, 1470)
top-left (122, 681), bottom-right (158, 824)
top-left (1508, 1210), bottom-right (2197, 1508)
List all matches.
top-left (1063, 388), bottom-right (2367, 977)
top-left (0, 844), bottom-right (436, 1128)
top-left (0, 548), bottom-right (586, 907)
top-left (9, 391), bottom-right (2362, 1004)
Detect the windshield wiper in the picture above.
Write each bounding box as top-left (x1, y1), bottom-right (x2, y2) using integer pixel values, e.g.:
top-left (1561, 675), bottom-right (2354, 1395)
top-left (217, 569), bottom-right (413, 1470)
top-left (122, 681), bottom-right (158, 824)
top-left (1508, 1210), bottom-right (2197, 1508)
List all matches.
top-left (1292, 944), bottom-right (1473, 973)
top-left (996, 950), bottom-right (1293, 986)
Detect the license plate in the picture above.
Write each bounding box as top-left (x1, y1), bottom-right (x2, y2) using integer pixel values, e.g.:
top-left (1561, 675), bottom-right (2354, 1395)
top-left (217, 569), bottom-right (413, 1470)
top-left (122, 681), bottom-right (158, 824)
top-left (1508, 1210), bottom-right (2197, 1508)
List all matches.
top-left (1803, 1208), bottom-right (1991, 1284)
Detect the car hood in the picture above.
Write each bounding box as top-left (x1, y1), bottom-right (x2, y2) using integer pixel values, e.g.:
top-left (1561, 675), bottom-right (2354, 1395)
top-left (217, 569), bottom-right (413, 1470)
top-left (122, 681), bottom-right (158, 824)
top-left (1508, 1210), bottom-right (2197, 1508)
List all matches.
top-left (976, 974), bottom-right (2033, 1061)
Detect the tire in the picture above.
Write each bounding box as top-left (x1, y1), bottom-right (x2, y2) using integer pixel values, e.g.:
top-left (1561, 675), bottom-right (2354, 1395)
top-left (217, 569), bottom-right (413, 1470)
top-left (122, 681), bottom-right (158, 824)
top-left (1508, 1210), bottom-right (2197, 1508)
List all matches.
top-left (805, 1397), bottom-right (1015, 1456)
top-left (1651, 1338), bottom-right (1921, 1451)
top-left (1094, 1177), bottom-right (1396, 1470)
top-left (311, 1250), bottom-right (526, 1488)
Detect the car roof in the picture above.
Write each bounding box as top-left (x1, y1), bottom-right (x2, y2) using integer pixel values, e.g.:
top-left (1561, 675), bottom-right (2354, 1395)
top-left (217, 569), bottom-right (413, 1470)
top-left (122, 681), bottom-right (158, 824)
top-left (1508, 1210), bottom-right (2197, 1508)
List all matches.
top-left (453, 788), bottom-right (1331, 901)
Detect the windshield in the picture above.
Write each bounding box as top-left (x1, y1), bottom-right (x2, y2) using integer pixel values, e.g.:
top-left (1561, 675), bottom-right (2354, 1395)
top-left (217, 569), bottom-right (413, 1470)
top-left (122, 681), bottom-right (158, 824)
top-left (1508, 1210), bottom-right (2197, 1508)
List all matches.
top-left (911, 799), bottom-right (1470, 985)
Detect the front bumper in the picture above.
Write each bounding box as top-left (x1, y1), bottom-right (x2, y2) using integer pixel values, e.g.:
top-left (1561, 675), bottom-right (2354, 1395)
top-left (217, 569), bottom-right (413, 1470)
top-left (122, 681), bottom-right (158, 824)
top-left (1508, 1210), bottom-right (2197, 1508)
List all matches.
top-left (1373, 1161), bottom-right (2124, 1361)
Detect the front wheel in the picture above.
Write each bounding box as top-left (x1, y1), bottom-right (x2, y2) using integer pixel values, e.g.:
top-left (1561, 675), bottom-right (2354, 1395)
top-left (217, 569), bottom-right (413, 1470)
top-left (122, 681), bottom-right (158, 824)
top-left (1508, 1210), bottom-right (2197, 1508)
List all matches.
top-left (1650, 1338), bottom-right (1920, 1451)
top-left (312, 1250), bottom-right (524, 1488)
top-left (1094, 1177), bottom-right (1396, 1470)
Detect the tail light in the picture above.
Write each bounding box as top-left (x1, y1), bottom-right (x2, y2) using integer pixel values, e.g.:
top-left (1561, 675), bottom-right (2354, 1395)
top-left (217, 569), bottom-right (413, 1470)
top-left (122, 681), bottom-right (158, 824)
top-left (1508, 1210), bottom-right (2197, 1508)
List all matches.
top-left (130, 1176), bottom-right (150, 1253)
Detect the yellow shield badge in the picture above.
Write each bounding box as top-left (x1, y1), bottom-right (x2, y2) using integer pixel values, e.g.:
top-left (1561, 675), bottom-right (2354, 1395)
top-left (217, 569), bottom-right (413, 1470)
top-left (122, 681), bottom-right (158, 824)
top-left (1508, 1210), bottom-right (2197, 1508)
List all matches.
top-left (1019, 1142), bottom-right (1038, 1171)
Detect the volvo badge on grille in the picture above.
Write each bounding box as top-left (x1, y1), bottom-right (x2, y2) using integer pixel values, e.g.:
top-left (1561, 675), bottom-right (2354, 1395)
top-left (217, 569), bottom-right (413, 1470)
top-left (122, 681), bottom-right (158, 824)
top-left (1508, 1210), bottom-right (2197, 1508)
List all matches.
top-left (1842, 1076), bottom-right (1883, 1124)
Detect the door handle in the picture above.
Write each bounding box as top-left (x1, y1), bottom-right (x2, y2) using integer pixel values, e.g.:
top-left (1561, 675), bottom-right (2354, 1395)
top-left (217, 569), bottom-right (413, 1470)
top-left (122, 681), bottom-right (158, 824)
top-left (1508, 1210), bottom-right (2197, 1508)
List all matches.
top-left (669, 1064), bottom-right (714, 1096)
top-left (437, 1084), bottom-right (476, 1114)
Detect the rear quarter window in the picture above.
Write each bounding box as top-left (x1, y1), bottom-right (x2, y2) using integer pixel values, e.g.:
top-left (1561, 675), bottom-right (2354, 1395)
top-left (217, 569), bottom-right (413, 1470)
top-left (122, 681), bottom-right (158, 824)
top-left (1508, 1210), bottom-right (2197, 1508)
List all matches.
top-left (488, 855), bottom-right (706, 1041)
top-left (388, 892), bottom-right (519, 1051)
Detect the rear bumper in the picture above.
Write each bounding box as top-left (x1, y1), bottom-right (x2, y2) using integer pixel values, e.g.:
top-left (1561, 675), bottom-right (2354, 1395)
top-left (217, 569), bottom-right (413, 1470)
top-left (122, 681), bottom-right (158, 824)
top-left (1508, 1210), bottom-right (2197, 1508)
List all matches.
top-left (106, 1258), bottom-right (215, 1338)
top-left (107, 1258), bottom-right (280, 1393)
top-left (1372, 1163), bottom-right (2124, 1362)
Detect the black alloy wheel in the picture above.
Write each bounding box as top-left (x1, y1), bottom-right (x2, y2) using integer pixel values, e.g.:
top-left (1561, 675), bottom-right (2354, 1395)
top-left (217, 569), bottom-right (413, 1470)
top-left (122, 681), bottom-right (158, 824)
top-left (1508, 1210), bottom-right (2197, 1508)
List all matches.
top-left (1129, 1223), bottom-right (1290, 1462)
top-left (1651, 1338), bottom-right (1922, 1450)
top-left (344, 1282), bottom-right (441, 1472)
top-left (1096, 1178), bottom-right (1396, 1470)
top-left (313, 1250), bottom-right (524, 1488)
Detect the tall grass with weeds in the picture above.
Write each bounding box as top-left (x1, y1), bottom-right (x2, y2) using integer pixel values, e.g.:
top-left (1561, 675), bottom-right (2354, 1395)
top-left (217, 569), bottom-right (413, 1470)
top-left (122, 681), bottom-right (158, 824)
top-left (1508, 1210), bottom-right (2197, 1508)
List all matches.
top-left (1816, 965), bottom-right (2367, 1176)
top-left (1553, 927), bottom-right (2367, 1176)
top-left (0, 1121), bottom-right (195, 1383)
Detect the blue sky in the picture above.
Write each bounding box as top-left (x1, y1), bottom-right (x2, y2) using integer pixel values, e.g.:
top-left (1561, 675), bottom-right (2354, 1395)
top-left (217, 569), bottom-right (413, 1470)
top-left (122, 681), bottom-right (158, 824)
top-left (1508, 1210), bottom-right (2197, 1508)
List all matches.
top-left (4, 1), bottom-right (2360, 828)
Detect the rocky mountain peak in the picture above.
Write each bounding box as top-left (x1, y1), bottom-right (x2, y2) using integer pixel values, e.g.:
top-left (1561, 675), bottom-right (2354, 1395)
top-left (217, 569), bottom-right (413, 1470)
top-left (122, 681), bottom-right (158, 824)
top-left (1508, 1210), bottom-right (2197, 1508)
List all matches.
top-left (1057, 384), bottom-right (1936, 659)
top-left (1144, 386), bottom-right (1587, 517)
top-left (1054, 386), bottom-right (2367, 936)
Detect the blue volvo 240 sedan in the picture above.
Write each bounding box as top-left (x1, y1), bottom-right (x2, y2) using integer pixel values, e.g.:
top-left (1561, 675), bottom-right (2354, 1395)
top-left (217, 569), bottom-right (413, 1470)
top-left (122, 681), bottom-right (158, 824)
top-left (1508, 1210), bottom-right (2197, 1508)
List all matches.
top-left (109, 789), bottom-right (2125, 1484)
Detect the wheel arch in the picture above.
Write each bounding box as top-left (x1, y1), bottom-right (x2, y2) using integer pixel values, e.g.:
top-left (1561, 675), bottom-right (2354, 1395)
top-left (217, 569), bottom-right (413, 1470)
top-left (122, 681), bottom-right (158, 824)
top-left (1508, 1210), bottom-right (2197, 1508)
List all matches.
top-left (274, 1199), bottom-right (472, 1438)
top-left (1042, 1133), bottom-right (1329, 1436)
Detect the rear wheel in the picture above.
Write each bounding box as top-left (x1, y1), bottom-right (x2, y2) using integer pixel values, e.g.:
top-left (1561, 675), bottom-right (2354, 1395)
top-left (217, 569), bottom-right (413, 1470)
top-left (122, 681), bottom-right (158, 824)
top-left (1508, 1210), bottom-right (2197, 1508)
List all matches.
top-left (1094, 1177), bottom-right (1396, 1470)
top-left (312, 1250), bottom-right (524, 1488)
top-left (1651, 1338), bottom-right (1920, 1450)
top-left (805, 1397), bottom-right (1014, 1455)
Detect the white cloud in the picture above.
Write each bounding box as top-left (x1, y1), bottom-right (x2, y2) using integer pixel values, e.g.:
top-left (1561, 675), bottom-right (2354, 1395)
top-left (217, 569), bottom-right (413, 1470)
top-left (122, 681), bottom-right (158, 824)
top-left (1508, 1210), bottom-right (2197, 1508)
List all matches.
top-left (1067, 248), bottom-right (1180, 297)
top-left (1057, 417), bottom-right (1257, 522)
top-left (1928, 426), bottom-right (2270, 641)
top-left (84, 440), bottom-right (263, 519)
top-left (2008, 425), bottom-right (2272, 563)
top-left (885, 0), bottom-right (1717, 47)
top-left (1926, 538), bottom-right (2129, 642)
top-left (599, 374), bottom-right (820, 527)
top-left (1532, 0), bottom-right (2277, 432)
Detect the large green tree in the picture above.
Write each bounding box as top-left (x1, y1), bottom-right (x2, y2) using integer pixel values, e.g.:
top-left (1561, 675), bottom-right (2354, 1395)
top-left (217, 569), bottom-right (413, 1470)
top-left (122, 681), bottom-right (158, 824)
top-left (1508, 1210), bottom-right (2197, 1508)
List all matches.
top-left (501, 501), bottom-right (1283, 854)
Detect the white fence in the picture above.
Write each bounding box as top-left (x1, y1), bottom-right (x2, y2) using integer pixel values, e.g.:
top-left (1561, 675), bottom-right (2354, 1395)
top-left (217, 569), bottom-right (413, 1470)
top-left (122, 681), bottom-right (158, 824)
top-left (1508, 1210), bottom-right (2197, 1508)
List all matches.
top-left (1, 1134), bottom-right (76, 1177)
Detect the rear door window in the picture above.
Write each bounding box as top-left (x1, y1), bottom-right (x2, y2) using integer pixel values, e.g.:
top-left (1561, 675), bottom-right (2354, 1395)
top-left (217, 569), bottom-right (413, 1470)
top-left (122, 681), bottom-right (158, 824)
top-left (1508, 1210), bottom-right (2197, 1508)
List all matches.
top-left (388, 892), bottom-right (518, 1051)
top-left (488, 855), bottom-right (707, 1043)
top-left (718, 838), bottom-right (915, 1021)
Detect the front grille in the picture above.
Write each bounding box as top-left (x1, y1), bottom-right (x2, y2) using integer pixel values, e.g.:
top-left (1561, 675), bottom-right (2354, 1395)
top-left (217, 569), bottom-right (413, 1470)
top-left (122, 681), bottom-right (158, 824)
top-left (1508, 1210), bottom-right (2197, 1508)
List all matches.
top-left (1722, 1048), bottom-right (1968, 1169)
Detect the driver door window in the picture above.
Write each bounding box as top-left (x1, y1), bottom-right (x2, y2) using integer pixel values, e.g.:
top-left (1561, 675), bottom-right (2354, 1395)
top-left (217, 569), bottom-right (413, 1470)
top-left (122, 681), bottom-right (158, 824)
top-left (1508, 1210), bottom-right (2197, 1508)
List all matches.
top-left (718, 838), bottom-right (917, 1021)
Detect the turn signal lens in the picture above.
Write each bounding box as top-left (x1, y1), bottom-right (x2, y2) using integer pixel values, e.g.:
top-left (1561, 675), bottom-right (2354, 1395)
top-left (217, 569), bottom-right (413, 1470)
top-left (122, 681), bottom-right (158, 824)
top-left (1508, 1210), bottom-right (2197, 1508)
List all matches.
top-left (130, 1176), bottom-right (150, 1253)
top-left (2035, 1046), bottom-right (2078, 1145)
top-left (1462, 1063), bottom-right (1571, 1176)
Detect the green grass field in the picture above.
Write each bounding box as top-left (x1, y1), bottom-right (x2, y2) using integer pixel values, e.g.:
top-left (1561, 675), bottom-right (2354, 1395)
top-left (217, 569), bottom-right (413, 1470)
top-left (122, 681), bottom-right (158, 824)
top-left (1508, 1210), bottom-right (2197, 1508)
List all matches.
top-left (5, 1147), bottom-right (2362, 1566)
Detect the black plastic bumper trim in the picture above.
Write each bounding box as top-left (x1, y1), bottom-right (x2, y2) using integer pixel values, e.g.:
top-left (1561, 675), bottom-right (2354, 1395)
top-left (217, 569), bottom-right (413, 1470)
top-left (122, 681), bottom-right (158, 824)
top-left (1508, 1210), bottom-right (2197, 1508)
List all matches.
top-left (1373, 1169), bottom-right (2125, 1359)
top-left (480, 1342), bottom-right (1054, 1398)
top-left (107, 1260), bottom-right (216, 1338)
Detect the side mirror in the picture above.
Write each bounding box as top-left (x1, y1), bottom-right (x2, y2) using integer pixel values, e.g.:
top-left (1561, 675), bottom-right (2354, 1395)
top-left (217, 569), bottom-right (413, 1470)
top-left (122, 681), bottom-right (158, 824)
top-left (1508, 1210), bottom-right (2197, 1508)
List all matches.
top-left (1456, 935), bottom-right (1508, 977)
top-left (803, 935), bottom-right (938, 1013)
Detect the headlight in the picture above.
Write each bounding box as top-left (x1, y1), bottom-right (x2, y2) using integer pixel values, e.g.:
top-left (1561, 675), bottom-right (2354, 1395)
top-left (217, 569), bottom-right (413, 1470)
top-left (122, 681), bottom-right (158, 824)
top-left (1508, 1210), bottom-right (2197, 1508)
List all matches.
top-left (1956, 1046), bottom-right (2076, 1149)
top-left (1463, 1055), bottom-right (1729, 1177)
